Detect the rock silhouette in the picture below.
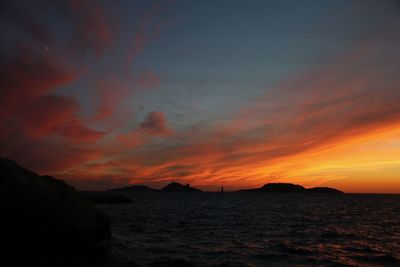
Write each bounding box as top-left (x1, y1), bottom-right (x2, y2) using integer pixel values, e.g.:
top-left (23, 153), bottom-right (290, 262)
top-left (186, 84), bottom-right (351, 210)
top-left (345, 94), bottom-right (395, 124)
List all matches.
top-left (237, 183), bottom-right (343, 193)
top-left (82, 191), bottom-right (132, 203)
top-left (0, 157), bottom-right (111, 264)
top-left (161, 182), bottom-right (202, 192)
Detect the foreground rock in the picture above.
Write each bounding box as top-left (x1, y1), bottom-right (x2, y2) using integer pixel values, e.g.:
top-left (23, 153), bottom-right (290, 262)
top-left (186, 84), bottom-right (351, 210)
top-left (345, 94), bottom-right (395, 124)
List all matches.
top-left (237, 183), bottom-right (343, 193)
top-left (161, 182), bottom-right (202, 192)
top-left (82, 191), bottom-right (133, 204)
top-left (0, 157), bottom-right (111, 264)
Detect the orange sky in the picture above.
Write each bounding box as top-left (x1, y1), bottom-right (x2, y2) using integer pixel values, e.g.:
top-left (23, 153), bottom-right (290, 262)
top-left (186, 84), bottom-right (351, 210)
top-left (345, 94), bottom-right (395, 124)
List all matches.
top-left (1, 1), bottom-right (400, 193)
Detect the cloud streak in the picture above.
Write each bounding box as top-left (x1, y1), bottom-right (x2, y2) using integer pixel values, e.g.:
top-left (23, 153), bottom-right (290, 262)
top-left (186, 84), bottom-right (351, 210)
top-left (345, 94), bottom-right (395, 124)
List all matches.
top-left (82, 42), bottom-right (400, 191)
top-left (2, 1), bottom-right (400, 193)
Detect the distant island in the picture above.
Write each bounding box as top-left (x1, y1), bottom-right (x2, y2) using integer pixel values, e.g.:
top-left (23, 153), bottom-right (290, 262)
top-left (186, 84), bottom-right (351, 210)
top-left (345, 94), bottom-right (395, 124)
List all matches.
top-left (110, 182), bottom-right (202, 192)
top-left (109, 182), bottom-right (342, 193)
top-left (237, 183), bottom-right (343, 194)
top-left (161, 182), bottom-right (202, 192)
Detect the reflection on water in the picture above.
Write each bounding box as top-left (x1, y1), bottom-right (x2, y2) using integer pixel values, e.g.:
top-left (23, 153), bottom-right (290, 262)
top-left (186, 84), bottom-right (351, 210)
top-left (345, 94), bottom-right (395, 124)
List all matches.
top-left (98, 193), bottom-right (400, 266)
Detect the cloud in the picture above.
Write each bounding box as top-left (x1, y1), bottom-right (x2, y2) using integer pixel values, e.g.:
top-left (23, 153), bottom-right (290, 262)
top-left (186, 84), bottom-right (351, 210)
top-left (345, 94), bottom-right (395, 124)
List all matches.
top-left (115, 131), bottom-right (145, 148)
top-left (0, 132), bottom-right (102, 174)
top-left (113, 111), bottom-right (171, 149)
top-left (0, 1), bottom-right (54, 45)
top-left (56, 119), bottom-right (108, 143)
top-left (140, 111), bottom-right (171, 135)
top-left (0, 0), bottom-right (174, 187)
top-left (66, 0), bottom-right (114, 59)
top-left (6, 1), bottom-right (400, 193)
top-left (0, 50), bottom-right (107, 173)
top-left (0, 50), bottom-right (101, 143)
top-left (21, 94), bottom-right (79, 138)
top-left (90, 76), bottom-right (130, 122)
top-left (126, 1), bottom-right (174, 68)
top-left (8, 91), bottom-right (107, 143)
top-left (88, 70), bottom-right (160, 130)
top-left (94, 42), bottom-right (400, 191)
top-left (0, 52), bottom-right (76, 120)
top-left (127, 31), bottom-right (147, 66)
top-left (135, 70), bottom-right (161, 89)
top-left (111, 110), bottom-right (172, 150)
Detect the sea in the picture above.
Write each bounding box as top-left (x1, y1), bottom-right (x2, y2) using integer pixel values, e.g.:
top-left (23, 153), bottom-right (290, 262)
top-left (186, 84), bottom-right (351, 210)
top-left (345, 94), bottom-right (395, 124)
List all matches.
top-left (96, 193), bottom-right (400, 267)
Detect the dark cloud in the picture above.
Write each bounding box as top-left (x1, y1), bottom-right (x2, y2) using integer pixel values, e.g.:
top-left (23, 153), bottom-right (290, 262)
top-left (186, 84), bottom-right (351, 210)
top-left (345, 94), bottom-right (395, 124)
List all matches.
top-left (140, 111), bottom-right (171, 135)
top-left (67, 0), bottom-right (114, 59)
top-left (0, 0), bottom-right (54, 45)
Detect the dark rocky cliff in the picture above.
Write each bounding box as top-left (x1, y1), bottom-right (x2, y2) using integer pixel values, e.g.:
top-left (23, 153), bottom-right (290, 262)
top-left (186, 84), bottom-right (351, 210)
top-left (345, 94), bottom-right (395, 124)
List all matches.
top-left (0, 157), bottom-right (111, 264)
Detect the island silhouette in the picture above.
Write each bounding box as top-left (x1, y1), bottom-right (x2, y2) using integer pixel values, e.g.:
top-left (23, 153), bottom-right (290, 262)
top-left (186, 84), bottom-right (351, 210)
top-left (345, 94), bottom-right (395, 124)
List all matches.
top-left (161, 182), bottom-right (202, 192)
top-left (110, 182), bottom-right (343, 193)
top-left (108, 182), bottom-right (202, 192)
top-left (237, 183), bottom-right (343, 193)
top-left (108, 184), bottom-right (157, 192)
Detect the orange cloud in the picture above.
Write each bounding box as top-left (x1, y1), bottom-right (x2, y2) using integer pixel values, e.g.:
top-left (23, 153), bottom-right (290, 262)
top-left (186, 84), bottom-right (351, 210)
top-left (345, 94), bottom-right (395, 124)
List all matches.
top-left (0, 1), bottom-right (172, 189)
top-left (0, 52), bottom-right (76, 120)
top-left (56, 119), bottom-right (108, 143)
top-left (83, 44), bottom-right (400, 192)
top-left (0, 50), bottom-right (108, 174)
top-left (2, 1), bottom-right (399, 193)
top-left (21, 94), bottom-right (79, 138)
top-left (90, 76), bottom-right (131, 123)
top-left (0, 132), bottom-right (103, 174)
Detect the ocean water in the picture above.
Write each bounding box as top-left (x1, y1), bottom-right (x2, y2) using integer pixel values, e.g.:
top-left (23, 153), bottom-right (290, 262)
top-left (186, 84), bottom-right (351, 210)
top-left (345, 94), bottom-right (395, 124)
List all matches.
top-left (98, 193), bottom-right (400, 267)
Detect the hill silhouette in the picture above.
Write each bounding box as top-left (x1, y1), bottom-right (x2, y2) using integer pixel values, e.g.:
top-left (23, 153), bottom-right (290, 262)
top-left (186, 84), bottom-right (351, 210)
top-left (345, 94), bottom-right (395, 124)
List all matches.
top-left (108, 184), bottom-right (157, 192)
top-left (237, 183), bottom-right (343, 193)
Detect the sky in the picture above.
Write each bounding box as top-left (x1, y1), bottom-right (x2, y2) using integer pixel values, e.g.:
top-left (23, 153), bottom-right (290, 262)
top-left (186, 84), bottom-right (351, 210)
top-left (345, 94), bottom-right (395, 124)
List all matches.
top-left (1, 0), bottom-right (400, 193)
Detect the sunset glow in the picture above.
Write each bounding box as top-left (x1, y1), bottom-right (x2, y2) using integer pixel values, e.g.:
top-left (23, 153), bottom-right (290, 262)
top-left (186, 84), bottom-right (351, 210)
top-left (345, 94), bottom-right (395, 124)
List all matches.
top-left (1, 0), bottom-right (400, 193)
